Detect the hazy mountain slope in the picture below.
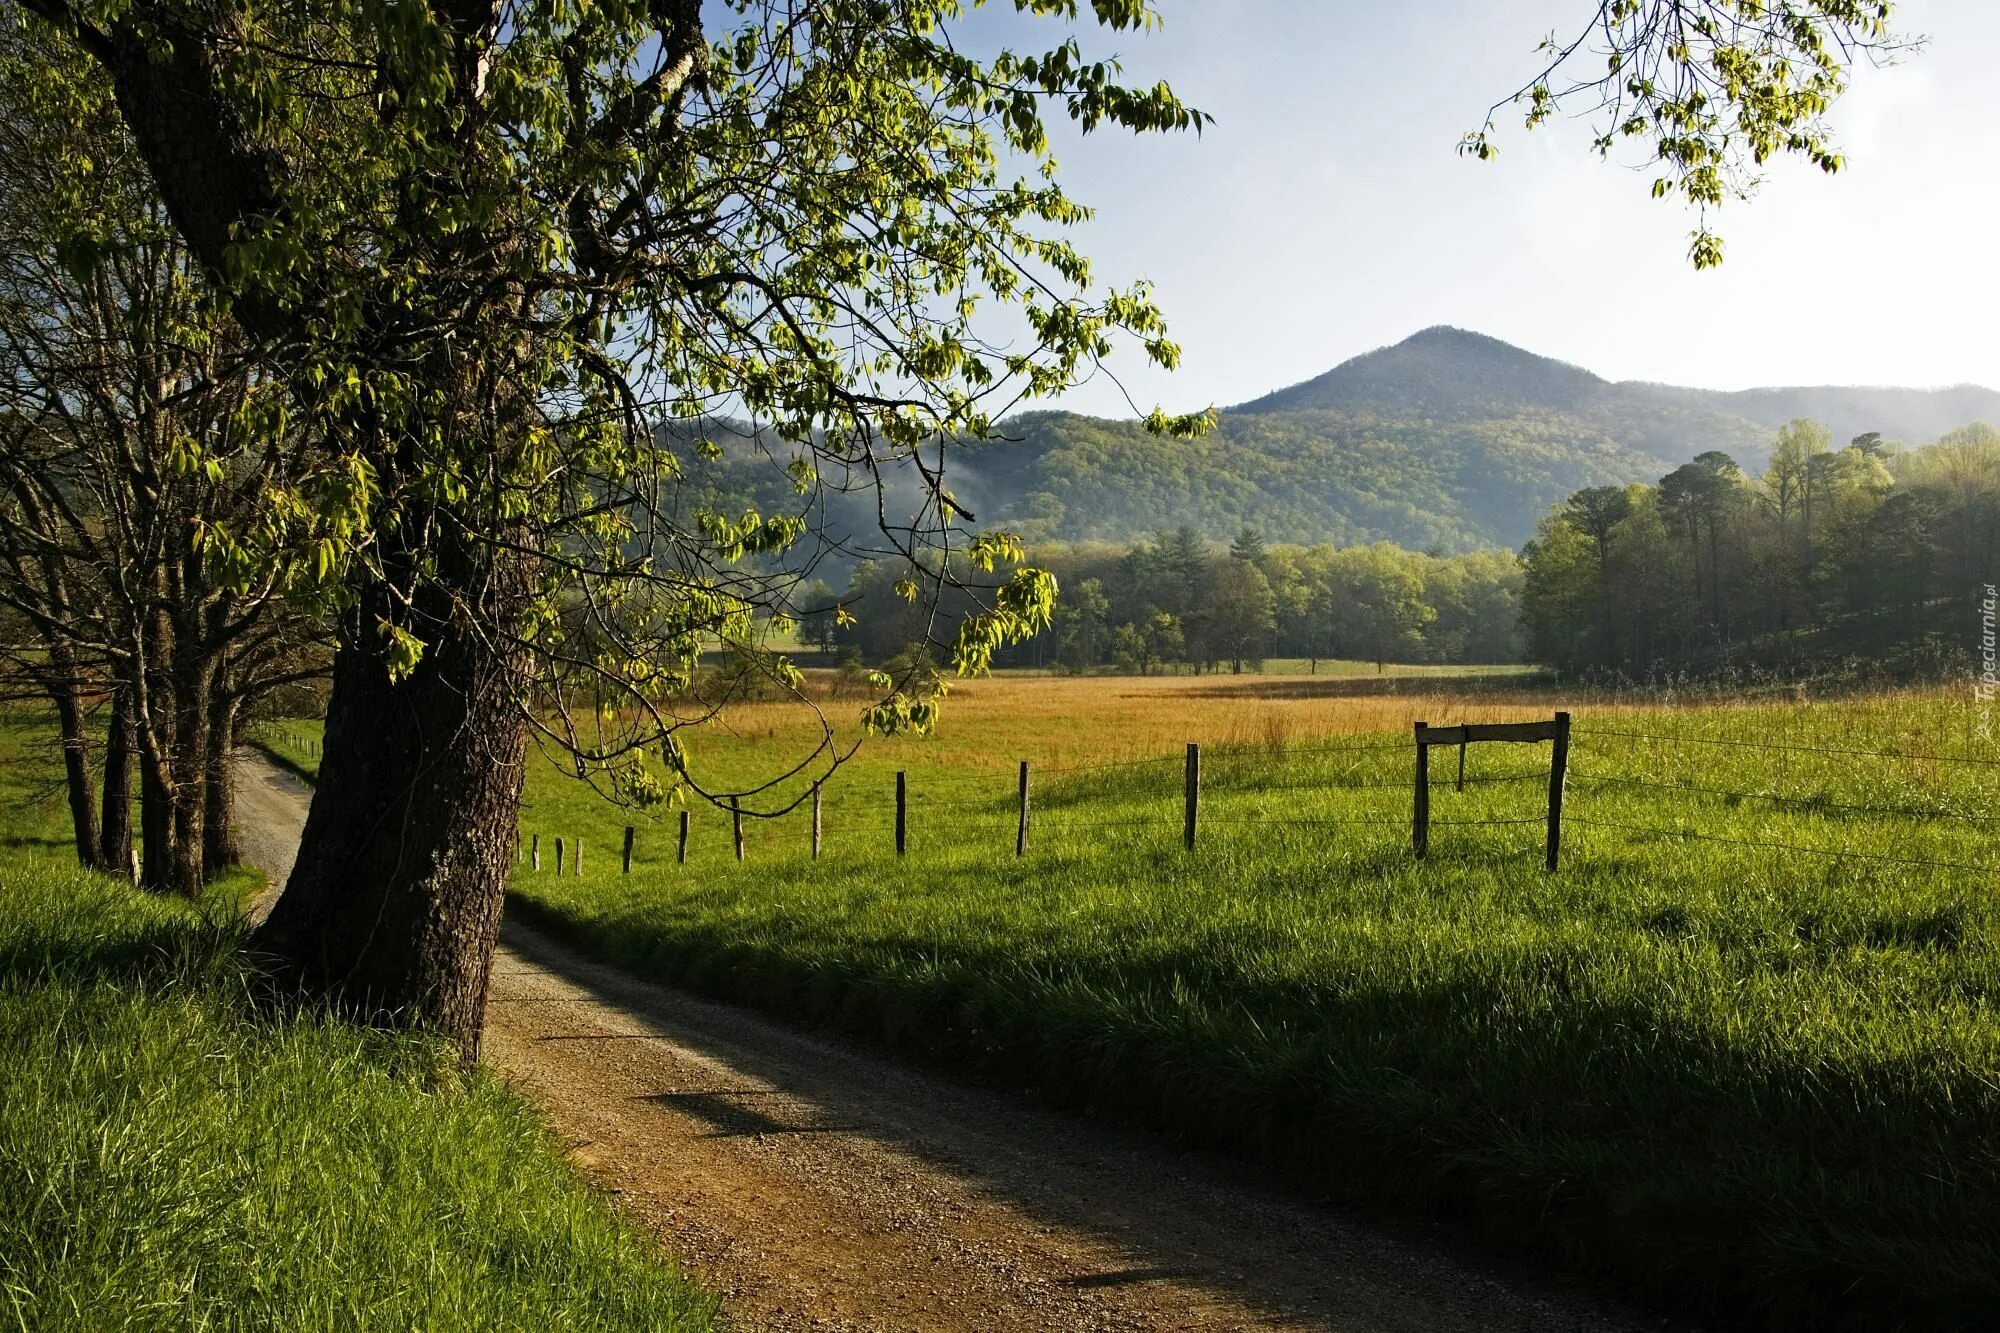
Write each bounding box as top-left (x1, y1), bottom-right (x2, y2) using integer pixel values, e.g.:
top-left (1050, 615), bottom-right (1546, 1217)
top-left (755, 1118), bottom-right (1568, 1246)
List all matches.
top-left (1634, 381), bottom-right (2000, 447)
top-left (667, 328), bottom-right (1998, 554)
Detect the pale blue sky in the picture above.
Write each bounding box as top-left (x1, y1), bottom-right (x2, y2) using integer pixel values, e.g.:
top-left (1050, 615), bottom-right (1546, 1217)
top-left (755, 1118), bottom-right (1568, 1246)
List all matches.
top-left (954, 0), bottom-right (1997, 417)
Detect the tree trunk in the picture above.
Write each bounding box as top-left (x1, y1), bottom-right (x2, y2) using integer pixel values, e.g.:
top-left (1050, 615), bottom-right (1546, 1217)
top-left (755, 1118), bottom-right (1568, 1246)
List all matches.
top-left (49, 672), bottom-right (100, 868)
top-left (167, 655), bottom-right (212, 896)
top-left (138, 744), bottom-right (176, 893)
top-left (254, 529), bottom-right (531, 1057)
top-left (99, 692), bottom-right (135, 880)
top-left (203, 688), bottom-right (241, 879)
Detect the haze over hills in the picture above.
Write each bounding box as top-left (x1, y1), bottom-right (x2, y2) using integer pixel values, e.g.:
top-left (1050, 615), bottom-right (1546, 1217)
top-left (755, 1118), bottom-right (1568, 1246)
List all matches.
top-left (1232, 327), bottom-right (2000, 447)
top-left (679, 327), bottom-right (2000, 555)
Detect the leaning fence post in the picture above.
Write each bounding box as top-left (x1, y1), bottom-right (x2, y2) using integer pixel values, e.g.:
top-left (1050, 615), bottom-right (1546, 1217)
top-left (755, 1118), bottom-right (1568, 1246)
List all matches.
top-left (811, 783), bottom-right (823, 859)
top-left (1016, 760), bottom-right (1031, 857)
top-left (1545, 710), bottom-right (1571, 871)
top-left (895, 771), bottom-right (907, 857)
top-left (1413, 722), bottom-right (1430, 859)
top-left (678, 809), bottom-right (690, 864)
top-left (1183, 742), bottom-right (1200, 851)
top-left (731, 799), bottom-right (745, 862)
top-left (555, 835), bottom-right (566, 875)
top-left (622, 825), bottom-right (634, 874)
top-left (531, 832), bottom-right (541, 872)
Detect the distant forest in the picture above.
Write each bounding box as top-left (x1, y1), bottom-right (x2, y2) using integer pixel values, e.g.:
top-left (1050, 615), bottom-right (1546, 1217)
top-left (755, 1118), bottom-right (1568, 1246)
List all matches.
top-left (683, 326), bottom-right (2000, 676)
top-left (786, 416), bottom-right (2000, 678)
top-left (797, 531), bottom-right (1520, 675)
top-left (1522, 421), bottom-right (2000, 676)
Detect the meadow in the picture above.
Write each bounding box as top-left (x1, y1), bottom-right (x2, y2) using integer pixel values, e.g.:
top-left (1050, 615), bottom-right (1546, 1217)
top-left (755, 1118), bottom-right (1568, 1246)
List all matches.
top-left (0, 713), bottom-right (720, 1331)
top-left (267, 670), bottom-right (2000, 1327)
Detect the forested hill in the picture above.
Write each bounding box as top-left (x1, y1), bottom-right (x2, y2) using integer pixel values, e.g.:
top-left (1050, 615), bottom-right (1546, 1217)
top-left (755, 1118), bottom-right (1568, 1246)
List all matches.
top-left (675, 327), bottom-right (2000, 553)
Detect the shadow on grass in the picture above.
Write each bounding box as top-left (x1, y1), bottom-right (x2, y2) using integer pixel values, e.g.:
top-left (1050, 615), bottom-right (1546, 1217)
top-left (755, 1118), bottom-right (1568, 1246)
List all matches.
top-left (0, 835), bottom-right (80, 851)
top-left (1171, 674), bottom-right (1556, 702)
top-left (506, 884), bottom-right (2000, 1332)
top-left (0, 911), bottom-right (247, 995)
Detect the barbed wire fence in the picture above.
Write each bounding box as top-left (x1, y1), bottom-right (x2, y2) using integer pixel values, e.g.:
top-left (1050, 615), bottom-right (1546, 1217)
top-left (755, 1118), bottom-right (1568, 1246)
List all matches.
top-left (253, 714), bottom-right (2000, 880)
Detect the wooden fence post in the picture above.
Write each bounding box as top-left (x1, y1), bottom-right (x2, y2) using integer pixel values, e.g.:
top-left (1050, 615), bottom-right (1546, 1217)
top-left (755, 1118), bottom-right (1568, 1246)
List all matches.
top-left (1412, 722), bottom-right (1429, 859)
top-left (732, 799), bottom-right (745, 861)
top-left (1545, 710), bottom-right (1571, 871)
top-left (1016, 760), bottom-right (1030, 857)
top-left (811, 784), bottom-right (823, 859)
top-left (622, 825), bottom-right (634, 874)
top-left (555, 835), bottom-right (566, 875)
top-left (895, 771), bottom-right (907, 857)
top-left (1456, 739), bottom-right (1467, 792)
top-left (574, 838), bottom-right (582, 876)
top-left (531, 832), bottom-right (540, 871)
top-left (1183, 743), bottom-right (1200, 851)
top-left (678, 809), bottom-right (689, 864)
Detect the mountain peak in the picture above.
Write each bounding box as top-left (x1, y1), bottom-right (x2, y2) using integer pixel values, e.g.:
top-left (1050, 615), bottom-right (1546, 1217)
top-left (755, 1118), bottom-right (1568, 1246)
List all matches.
top-left (1230, 327), bottom-right (1606, 417)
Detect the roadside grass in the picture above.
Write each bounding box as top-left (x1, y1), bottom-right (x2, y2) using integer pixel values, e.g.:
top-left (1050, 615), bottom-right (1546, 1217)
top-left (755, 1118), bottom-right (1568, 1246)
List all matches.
top-left (0, 714), bottom-right (720, 1331)
top-left (267, 678), bottom-right (2000, 1325)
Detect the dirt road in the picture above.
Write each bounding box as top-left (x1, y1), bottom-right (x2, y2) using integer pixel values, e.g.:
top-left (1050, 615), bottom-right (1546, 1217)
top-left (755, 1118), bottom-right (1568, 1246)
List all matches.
top-left (235, 750), bottom-right (1663, 1332)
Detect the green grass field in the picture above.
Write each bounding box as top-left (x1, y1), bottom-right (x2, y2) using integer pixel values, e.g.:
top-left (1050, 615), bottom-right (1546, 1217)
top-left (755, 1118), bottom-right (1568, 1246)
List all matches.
top-left (0, 715), bottom-right (720, 1331)
top-left (260, 679), bottom-right (2000, 1327)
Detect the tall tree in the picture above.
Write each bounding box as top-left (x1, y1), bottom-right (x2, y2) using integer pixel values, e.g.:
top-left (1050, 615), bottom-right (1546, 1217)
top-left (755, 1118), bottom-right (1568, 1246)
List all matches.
top-left (1206, 559), bottom-right (1275, 674)
top-left (1228, 524), bottom-right (1266, 565)
top-left (0, 24), bottom-right (326, 891)
top-left (16, 0), bottom-right (1902, 1050)
top-left (14, 0), bottom-right (1204, 1051)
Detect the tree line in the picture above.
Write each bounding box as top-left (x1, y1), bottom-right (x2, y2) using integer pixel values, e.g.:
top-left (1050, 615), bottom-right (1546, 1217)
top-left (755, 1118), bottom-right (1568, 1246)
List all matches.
top-left (0, 35), bottom-right (324, 895)
top-left (805, 527), bottom-right (1522, 674)
top-left (0, 0), bottom-right (1898, 1059)
top-left (1521, 420), bottom-right (2000, 676)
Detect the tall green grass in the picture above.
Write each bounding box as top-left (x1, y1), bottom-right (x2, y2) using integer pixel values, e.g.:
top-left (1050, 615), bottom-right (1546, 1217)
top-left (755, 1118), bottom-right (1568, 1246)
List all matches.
top-left (0, 716), bottom-right (720, 1331)
top-left (490, 690), bottom-right (2000, 1327)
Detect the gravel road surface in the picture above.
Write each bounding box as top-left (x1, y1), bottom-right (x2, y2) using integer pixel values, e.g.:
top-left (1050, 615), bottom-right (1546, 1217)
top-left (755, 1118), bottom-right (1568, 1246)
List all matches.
top-left (235, 749), bottom-right (1670, 1333)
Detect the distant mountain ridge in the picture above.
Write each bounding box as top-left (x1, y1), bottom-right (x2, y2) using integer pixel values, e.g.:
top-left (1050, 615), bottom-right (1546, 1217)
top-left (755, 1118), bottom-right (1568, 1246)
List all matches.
top-left (1232, 325), bottom-right (2000, 449)
top-left (675, 327), bottom-right (2000, 555)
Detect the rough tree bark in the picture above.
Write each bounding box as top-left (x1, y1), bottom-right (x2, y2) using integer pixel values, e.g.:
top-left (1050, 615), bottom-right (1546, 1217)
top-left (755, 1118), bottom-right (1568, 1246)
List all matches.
top-left (137, 739), bottom-right (172, 892)
top-left (97, 690), bottom-right (134, 880)
top-left (48, 660), bottom-right (99, 867)
top-left (254, 521), bottom-right (532, 1054)
top-left (166, 636), bottom-right (211, 892)
top-left (202, 682), bottom-right (239, 878)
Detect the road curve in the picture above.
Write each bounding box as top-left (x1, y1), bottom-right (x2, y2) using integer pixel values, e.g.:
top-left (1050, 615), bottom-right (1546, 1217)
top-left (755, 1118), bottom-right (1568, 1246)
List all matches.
top-left (235, 750), bottom-right (1670, 1333)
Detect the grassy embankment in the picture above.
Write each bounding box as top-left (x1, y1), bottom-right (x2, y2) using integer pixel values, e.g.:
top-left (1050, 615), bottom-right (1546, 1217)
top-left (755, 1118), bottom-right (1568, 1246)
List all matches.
top-left (0, 713), bottom-right (720, 1330)
top-left (266, 673), bottom-right (2000, 1326)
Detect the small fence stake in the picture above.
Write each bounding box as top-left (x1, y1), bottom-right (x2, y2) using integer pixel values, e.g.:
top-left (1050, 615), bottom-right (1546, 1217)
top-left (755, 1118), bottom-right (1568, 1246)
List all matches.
top-left (732, 799), bottom-right (745, 861)
top-left (574, 838), bottom-right (582, 876)
top-left (1545, 710), bottom-right (1571, 871)
top-left (531, 832), bottom-right (541, 872)
top-left (677, 809), bottom-right (689, 864)
top-left (1183, 743), bottom-right (1200, 851)
top-left (622, 825), bottom-right (635, 874)
top-left (1412, 722), bottom-right (1430, 859)
top-left (555, 835), bottom-right (566, 876)
top-left (811, 784), bottom-right (823, 859)
top-left (895, 771), bottom-right (907, 857)
top-left (1016, 760), bottom-right (1031, 857)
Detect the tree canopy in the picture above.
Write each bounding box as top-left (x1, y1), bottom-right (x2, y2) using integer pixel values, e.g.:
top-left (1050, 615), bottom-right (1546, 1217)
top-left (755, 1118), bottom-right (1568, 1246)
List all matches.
top-left (5, 0), bottom-right (1909, 1048)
